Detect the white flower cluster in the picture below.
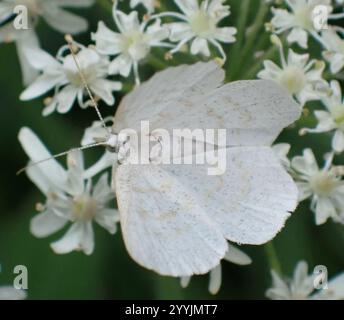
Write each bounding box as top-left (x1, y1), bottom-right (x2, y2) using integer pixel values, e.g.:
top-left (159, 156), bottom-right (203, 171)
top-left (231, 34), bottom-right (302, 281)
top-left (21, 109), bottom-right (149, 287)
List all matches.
top-left (260, 0), bottom-right (344, 229)
top-left (266, 261), bottom-right (344, 300)
top-left (3, 0), bottom-right (237, 115)
top-left (254, 0), bottom-right (344, 299)
top-left (19, 127), bottom-right (120, 255)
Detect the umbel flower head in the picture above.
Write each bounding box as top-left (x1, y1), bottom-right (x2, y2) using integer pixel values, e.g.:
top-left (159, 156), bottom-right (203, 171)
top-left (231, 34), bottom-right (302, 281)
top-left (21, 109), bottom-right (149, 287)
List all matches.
top-left (266, 260), bottom-right (344, 300)
top-left (18, 128), bottom-right (119, 255)
top-left (158, 0), bottom-right (236, 61)
top-left (269, 0), bottom-right (333, 49)
top-left (291, 149), bottom-right (344, 225)
top-left (19, 42), bottom-right (122, 116)
top-left (0, 0), bottom-right (94, 84)
top-left (258, 35), bottom-right (327, 106)
top-left (92, 2), bottom-right (169, 84)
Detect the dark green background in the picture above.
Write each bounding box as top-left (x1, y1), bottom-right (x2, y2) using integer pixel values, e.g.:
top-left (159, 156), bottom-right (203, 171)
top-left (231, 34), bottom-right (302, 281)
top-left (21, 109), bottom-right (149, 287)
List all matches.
top-left (0, 0), bottom-right (343, 299)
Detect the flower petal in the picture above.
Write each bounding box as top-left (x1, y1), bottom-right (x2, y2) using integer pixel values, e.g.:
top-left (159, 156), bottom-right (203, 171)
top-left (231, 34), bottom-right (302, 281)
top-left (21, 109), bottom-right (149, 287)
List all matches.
top-left (208, 264), bottom-right (222, 295)
top-left (30, 210), bottom-right (68, 238)
top-left (51, 221), bottom-right (94, 255)
top-left (296, 182), bottom-right (312, 201)
top-left (89, 79), bottom-right (122, 105)
top-left (92, 21), bottom-right (123, 55)
top-left (287, 28), bottom-right (308, 49)
top-left (18, 127), bottom-right (67, 186)
top-left (190, 37), bottom-right (210, 56)
top-left (20, 74), bottom-right (62, 101)
top-left (332, 130), bottom-right (344, 153)
top-left (213, 27), bottom-right (237, 43)
top-left (180, 276), bottom-right (191, 288)
top-left (291, 149), bottom-right (319, 176)
top-left (315, 197), bottom-right (336, 225)
top-left (174, 0), bottom-right (199, 15)
top-left (15, 30), bottom-right (40, 85)
top-left (56, 85), bottom-right (78, 113)
top-left (95, 208), bottom-right (119, 234)
top-left (224, 243), bottom-right (252, 265)
top-left (108, 54), bottom-right (133, 76)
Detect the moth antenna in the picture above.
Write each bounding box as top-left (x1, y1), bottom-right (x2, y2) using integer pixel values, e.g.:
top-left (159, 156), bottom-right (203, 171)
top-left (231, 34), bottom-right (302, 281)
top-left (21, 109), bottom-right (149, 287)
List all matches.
top-left (65, 34), bottom-right (110, 134)
top-left (16, 141), bottom-right (107, 176)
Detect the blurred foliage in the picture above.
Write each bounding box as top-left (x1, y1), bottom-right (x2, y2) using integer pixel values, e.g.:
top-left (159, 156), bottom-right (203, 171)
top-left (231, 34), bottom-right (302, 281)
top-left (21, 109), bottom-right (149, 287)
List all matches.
top-left (0, 0), bottom-right (344, 299)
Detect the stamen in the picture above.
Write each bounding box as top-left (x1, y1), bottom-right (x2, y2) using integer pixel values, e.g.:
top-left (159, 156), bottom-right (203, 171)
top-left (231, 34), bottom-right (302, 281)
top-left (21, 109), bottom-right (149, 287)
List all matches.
top-left (271, 35), bottom-right (286, 68)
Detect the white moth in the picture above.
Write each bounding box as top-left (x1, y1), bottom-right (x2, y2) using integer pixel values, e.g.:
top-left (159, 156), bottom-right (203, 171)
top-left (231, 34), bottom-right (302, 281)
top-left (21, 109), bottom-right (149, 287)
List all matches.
top-left (108, 61), bottom-right (301, 277)
top-left (20, 60), bottom-right (302, 277)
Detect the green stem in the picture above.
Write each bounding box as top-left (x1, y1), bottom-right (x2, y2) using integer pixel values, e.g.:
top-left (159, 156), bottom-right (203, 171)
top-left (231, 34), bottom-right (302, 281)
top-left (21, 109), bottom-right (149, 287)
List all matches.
top-left (264, 242), bottom-right (282, 275)
top-left (236, 0), bottom-right (251, 47)
top-left (227, 0), bottom-right (251, 80)
top-left (229, 0), bottom-right (269, 80)
top-left (242, 1), bottom-right (269, 55)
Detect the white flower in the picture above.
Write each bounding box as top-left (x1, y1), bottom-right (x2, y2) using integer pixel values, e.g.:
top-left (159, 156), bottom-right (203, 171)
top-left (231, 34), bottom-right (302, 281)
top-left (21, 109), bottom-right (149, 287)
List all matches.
top-left (258, 36), bottom-right (327, 106)
top-left (180, 243), bottom-right (252, 295)
top-left (20, 44), bottom-right (122, 116)
top-left (159, 0), bottom-right (236, 61)
top-left (272, 143), bottom-right (291, 169)
top-left (321, 28), bottom-right (344, 74)
top-left (270, 0), bottom-right (333, 48)
top-left (0, 286), bottom-right (26, 300)
top-left (266, 260), bottom-right (344, 300)
top-left (291, 149), bottom-right (344, 225)
top-left (302, 81), bottom-right (344, 153)
top-left (18, 127), bottom-right (120, 255)
top-left (130, 0), bottom-right (156, 13)
top-left (0, 0), bottom-right (94, 84)
top-left (92, 4), bottom-right (169, 84)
